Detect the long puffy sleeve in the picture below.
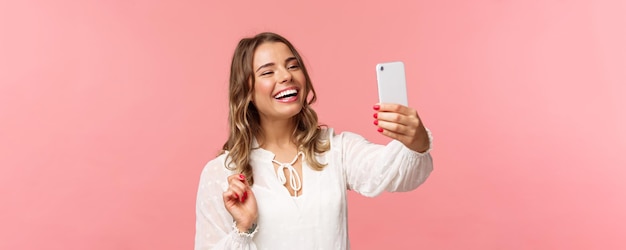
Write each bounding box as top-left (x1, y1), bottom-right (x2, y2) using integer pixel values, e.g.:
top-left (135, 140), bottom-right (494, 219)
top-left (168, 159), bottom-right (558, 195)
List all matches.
top-left (339, 129), bottom-right (434, 197)
top-left (195, 155), bottom-right (258, 250)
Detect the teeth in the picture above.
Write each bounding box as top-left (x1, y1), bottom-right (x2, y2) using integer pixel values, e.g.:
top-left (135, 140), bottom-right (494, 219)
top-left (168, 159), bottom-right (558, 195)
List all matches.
top-left (275, 89), bottom-right (297, 99)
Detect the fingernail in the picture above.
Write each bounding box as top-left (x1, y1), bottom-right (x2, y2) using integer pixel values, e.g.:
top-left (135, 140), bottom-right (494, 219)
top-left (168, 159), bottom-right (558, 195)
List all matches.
top-left (239, 174), bottom-right (245, 180)
top-left (242, 191), bottom-right (248, 202)
top-left (377, 128), bottom-right (383, 133)
top-left (373, 105), bottom-right (380, 110)
top-left (373, 120), bottom-right (378, 125)
top-left (373, 113), bottom-right (378, 119)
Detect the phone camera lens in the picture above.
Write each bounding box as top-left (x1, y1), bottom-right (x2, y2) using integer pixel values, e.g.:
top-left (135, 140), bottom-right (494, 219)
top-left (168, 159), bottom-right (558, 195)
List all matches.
top-left (380, 66), bottom-right (384, 71)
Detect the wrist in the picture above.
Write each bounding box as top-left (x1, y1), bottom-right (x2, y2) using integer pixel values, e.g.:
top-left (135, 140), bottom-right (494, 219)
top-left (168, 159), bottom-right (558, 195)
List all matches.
top-left (234, 220), bottom-right (257, 234)
top-left (415, 138), bottom-right (430, 153)
top-left (412, 127), bottom-right (431, 153)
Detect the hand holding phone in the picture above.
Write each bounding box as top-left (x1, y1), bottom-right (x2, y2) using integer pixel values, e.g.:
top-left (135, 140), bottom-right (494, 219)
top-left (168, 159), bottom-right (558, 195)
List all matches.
top-left (374, 61), bottom-right (430, 152)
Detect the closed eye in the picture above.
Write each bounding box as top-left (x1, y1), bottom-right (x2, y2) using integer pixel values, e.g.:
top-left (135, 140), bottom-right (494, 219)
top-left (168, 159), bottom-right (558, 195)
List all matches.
top-left (260, 71), bottom-right (273, 76)
top-left (286, 57), bottom-right (300, 70)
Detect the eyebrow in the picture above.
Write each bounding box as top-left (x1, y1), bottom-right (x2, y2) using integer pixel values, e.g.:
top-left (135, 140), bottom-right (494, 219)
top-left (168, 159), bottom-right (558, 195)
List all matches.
top-left (255, 56), bottom-right (298, 73)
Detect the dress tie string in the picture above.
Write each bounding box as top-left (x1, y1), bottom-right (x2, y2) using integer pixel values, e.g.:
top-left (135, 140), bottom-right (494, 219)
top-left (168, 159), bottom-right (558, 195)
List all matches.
top-left (272, 152), bottom-right (304, 197)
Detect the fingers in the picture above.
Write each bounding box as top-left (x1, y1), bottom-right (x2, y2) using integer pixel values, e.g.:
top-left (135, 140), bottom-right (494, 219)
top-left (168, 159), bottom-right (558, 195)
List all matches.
top-left (374, 119), bottom-right (413, 136)
top-left (222, 189), bottom-right (240, 204)
top-left (373, 103), bottom-right (430, 152)
top-left (225, 174), bottom-right (250, 203)
top-left (374, 110), bottom-right (419, 128)
top-left (378, 125), bottom-right (411, 142)
top-left (374, 103), bottom-right (421, 135)
top-left (374, 103), bottom-right (414, 116)
top-left (374, 103), bottom-right (419, 123)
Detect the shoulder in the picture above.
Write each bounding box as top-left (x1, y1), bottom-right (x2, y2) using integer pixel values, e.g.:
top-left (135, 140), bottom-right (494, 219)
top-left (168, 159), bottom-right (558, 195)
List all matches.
top-left (197, 153), bottom-right (239, 195)
top-left (199, 153), bottom-right (234, 182)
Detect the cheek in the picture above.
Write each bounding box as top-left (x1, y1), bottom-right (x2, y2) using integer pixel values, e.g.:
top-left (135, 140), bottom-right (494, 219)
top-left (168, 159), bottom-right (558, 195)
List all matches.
top-left (254, 79), bottom-right (274, 98)
top-left (294, 71), bottom-right (306, 83)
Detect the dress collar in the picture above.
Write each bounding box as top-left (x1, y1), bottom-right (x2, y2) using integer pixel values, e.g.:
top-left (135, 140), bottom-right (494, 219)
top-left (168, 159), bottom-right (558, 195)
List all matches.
top-left (250, 137), bottom-right (275, 160)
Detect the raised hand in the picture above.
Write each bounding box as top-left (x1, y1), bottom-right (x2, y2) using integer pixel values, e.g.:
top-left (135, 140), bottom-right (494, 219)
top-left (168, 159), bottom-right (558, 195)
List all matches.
top-left (373, 103), bottom-right (430, 153)
top-left (222, 174), bottom-right (258, 232)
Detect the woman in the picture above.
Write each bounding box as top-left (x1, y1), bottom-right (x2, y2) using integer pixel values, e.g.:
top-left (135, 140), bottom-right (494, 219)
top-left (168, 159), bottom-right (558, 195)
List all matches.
top-left (195, 32), bottom-right (433, 250)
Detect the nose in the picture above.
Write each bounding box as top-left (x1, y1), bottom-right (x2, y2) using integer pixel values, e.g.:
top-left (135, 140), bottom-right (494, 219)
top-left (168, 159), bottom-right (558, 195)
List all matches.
top-left (278, 68), bottom-right (292, 83)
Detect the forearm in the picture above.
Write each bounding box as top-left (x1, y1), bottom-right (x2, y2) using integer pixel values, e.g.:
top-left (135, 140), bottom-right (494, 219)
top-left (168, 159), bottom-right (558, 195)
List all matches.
top-left (343, 129), bottom-right (434, 196)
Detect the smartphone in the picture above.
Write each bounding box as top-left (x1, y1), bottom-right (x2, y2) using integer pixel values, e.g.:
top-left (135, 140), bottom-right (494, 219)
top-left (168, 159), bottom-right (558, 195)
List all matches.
top-left (376, 61), bottom-right (408, 106)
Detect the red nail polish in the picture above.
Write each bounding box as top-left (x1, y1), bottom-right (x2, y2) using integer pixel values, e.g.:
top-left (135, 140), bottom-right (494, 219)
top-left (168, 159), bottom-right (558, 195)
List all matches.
top-left (239, 174), bottom-right (245, 180)
top-left (373, 113), bottom-right (378, 119)
top-left (242, 191), bottom-right (248, 202)
top-left (377, 128), bottom-right (383, 133)
top-left (373, 105), bottom-right (380, 110)
top-left (373, 120), bottom-right (378, 125)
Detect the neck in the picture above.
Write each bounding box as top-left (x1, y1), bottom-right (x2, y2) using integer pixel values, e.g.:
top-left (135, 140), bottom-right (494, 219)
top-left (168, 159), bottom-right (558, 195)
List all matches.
top-left (257, 117), bottom-right (298, 150)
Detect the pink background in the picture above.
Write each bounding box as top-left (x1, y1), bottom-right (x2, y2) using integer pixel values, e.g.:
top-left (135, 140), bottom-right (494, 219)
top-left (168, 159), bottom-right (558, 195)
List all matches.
top-left (1, 0), bottom-right (625, 249)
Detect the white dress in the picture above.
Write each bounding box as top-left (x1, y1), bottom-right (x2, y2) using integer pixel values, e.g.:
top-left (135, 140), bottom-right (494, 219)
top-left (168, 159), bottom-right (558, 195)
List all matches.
top-left (195, 128), bottom-right (433, 250)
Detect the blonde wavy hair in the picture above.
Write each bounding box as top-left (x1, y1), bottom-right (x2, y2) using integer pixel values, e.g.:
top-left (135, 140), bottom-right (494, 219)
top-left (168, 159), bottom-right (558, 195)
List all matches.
top-left (222, 32), bottom-right (330, 185)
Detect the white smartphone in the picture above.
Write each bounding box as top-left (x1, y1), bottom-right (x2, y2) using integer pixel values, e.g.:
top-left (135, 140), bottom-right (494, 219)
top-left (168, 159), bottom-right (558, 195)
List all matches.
top-left (376, 61), bottom-right (408, 106)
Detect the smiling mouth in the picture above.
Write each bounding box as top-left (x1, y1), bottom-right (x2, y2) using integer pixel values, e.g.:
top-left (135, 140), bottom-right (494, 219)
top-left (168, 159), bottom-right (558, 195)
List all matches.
top-left (274, 89), bottom-right (299, 100)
